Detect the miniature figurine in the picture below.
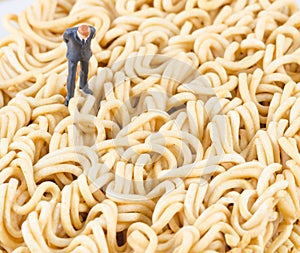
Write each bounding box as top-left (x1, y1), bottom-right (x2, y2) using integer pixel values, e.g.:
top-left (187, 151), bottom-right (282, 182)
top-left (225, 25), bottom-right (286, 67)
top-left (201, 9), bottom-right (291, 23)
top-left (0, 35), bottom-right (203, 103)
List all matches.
top-left (63, 24), bottom-right (96, 106)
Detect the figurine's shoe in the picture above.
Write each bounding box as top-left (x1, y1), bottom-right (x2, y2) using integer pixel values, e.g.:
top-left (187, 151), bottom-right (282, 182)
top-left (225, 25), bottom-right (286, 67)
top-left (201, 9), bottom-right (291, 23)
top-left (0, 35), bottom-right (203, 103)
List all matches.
top-left (64, 98), bottom-right (69, 106)
top-left (81, 86), bottom-right (93, 95)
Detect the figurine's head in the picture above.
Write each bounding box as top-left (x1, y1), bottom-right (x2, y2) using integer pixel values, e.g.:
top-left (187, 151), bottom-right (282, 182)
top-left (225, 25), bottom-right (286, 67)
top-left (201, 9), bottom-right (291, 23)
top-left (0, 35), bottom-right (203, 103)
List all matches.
top-left (78, 25), bottom-right (90, 39)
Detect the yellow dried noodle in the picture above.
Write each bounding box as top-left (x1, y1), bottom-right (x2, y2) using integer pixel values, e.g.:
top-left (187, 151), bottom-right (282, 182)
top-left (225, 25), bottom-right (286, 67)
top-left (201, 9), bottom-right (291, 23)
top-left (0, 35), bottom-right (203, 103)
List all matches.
top-left (0, 0), bottom-right (300, 252)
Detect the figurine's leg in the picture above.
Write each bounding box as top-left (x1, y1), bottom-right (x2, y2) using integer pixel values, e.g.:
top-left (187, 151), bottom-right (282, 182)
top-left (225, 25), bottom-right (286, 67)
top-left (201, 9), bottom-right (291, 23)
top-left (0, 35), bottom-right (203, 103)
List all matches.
top-left (79, 60), bottom-right (93, 95)
top-left (65, 60), bottom-right (77, 105)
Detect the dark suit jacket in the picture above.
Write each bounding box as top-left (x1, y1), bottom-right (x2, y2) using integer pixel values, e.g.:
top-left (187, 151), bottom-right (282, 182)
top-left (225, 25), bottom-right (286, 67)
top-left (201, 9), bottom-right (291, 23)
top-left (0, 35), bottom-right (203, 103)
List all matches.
top-left (63, 26), bottom-right (96, 62)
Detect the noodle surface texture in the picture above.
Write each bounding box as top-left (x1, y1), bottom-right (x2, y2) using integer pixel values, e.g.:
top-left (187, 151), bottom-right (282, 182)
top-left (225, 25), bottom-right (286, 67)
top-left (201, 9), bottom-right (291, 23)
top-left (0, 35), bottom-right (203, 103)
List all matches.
top-left (0, 0), bottom-right (300, 252)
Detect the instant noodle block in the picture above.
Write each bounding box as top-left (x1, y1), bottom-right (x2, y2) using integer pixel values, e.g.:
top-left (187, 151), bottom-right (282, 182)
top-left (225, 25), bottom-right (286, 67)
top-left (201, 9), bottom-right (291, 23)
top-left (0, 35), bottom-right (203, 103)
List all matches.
top-left (0, 0), bottom-right (300, 252)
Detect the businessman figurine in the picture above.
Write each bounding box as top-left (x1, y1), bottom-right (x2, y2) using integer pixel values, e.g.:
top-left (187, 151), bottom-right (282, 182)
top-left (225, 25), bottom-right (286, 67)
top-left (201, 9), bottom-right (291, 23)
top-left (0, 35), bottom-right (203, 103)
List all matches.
top-left (63, 24), bottom-right (96, 106)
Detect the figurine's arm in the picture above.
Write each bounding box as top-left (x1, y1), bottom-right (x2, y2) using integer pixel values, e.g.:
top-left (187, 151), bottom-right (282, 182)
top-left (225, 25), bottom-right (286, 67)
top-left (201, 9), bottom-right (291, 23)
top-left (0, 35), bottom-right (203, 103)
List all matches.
top-left (63, 29), bottom-right (70, 43)
top-left (90, 26), bottom-right (96, 39)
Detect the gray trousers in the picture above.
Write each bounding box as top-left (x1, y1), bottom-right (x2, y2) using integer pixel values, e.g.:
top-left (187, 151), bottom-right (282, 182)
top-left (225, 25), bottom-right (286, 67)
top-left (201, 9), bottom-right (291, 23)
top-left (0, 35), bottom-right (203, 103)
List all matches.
top-left (66, 59), bottom-right (89, 101)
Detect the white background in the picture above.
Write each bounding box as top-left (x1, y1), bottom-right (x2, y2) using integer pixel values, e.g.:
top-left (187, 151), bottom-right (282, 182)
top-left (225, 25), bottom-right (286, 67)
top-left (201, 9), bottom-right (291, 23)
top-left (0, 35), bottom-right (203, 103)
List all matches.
top-left (0, 0), bottom-right (33, 37)
top-left (0, 0), bottom-right (300, 38)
